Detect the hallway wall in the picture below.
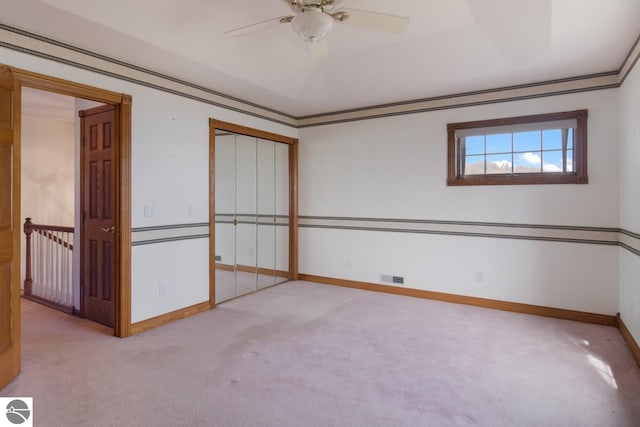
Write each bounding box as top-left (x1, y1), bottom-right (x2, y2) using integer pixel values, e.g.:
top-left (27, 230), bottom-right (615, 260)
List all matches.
top-left (20, 106), bottom-right (75, 286)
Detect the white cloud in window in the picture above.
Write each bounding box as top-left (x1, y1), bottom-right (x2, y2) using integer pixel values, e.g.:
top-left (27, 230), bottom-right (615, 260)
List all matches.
top-left (492, 160), bottom-right (512, 169)
top-left (520, 152), bottom-right (541, 165)
top-left (543, 163), bottom-right (562, 172)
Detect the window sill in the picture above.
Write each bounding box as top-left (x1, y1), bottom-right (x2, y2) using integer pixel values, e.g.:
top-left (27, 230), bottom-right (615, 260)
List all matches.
top-left (447, 173), bottom-right (588, 186)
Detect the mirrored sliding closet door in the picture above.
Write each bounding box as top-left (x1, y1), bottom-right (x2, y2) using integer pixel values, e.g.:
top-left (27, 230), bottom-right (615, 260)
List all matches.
top-left (214, 129), bottom-right (291, 304)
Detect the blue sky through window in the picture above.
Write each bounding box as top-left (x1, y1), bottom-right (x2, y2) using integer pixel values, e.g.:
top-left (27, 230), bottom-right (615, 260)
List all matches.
top-left (465, 135), bottom-right (484, 155)
top-left (514, 131), bottom-right (540, 152)
top-left (486, 134), bottom-right (510, 153)
top-left (543, 129), bottom-right (562, 150)
top-left (463, 127), bottom-right (574, 175)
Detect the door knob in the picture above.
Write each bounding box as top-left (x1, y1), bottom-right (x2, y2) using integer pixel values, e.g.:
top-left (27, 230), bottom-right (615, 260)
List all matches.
top-left (101, 226), bottom-right (116, 233)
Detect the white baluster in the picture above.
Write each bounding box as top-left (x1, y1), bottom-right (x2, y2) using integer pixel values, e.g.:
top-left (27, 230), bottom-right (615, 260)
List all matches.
top-left (52, 232), bottom-right (56, 302)
top-left (65, 232), bottom-right (71, 305)
top-left (33, 231), bottom-right (38, 295)
top-left (62, 232), bottom-right (67, 305)
top-left (47, 232), bottom-right (52, 300)
top-left (37, 231), bottom-right (42, 298)
top-left (36, 231), bottom-right (41, 295)
top-left (55, 231), bottom-right (60, 303)
top-left (44, 231), bottom-right (48, 299)
top-left (53, 232), bottom-right (57, 301)
top-left (38, 231), bottom-right (43, 297)
top-left (56, 231), bottom-right (60, 303)
top-left (58, 231), bottom-right (63, 303)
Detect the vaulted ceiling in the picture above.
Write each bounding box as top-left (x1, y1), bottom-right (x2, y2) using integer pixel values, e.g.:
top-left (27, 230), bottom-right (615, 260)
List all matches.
top-left (2, 0), bottom-right (640, 117)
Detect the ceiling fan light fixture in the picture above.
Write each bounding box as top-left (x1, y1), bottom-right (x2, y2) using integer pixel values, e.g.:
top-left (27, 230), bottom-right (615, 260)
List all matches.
top-left (291, 9), bottom-right (333, 43)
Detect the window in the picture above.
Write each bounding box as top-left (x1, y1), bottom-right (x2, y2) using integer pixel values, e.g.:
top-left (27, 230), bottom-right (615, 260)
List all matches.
top-left (447, 110), bottom-right (588, 186)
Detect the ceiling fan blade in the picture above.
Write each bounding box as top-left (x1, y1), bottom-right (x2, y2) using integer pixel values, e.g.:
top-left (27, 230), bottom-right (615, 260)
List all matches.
top-left (225, 16), bottom-right (293, 37)
top-left (335, 8), bottom-right (410, 33)
top-left (324, 0), bottom-right (344, 9)
top-left (309, 38), bottom-right (329, 58)
top-left (281, 0), bottom-right (301, 12)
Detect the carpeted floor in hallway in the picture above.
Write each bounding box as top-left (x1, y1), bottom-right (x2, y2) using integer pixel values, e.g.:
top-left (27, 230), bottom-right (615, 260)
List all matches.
top-left (2, 280), bottom-right (640, 427)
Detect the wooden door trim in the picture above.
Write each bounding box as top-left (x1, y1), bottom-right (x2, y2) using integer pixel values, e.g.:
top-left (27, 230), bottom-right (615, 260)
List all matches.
top-left (0, 64), bottom-right (22, 389)
top-left (209, 119), bottom-right (299, 308)
top-left (117, 95), bottom-right (132, 337)
top-left (15, 69), bottom-right (123, 104)
top-left (15, 66), bottom-right (132, 338)
top-left (289, 142), bottom-right (299, 280)
top-left (208, 120), bottom-right (216, 308)
top-left (212, 120), bottom-right (298, 145)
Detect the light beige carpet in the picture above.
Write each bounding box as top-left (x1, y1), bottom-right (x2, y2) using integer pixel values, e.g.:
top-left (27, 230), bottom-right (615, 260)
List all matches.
top-left (2, 281), bottom-right (640, 426)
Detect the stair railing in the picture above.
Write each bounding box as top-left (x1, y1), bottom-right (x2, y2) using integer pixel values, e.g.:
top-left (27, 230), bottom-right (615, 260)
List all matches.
top-left (23, 217), bottom-right (74, 312)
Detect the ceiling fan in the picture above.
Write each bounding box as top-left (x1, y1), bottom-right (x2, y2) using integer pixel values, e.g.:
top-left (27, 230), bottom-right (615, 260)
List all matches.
top-left (225, 0), bottom-right (410, 45)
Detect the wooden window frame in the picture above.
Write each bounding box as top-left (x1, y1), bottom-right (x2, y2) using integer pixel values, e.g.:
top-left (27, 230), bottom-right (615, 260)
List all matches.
top-left (447, 110), bottom-right (588, 186)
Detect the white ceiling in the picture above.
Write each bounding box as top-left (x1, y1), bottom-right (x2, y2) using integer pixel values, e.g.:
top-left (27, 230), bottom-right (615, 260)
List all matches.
top-left (3, 0), bottom-right (640, 117)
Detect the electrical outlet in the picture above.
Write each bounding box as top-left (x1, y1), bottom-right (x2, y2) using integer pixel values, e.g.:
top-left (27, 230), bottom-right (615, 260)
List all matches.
top-left (475, 271), bottom-right (484, 282)
top-left (392, 276), bottom-right (404, 285)
top-left (158, 283), bottom-right (167, 296)
top-left (214, 255), bottom-right (222, 262)
top-left (382, 274), bottom-right (404, 284)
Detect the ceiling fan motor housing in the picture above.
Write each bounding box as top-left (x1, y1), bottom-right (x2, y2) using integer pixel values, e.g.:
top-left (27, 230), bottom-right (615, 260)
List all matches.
top-left (291, 8), bottom-right (334, 43)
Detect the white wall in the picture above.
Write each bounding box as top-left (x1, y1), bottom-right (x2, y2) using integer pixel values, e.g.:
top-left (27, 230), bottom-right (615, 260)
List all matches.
top-left (4, 42), bottom-right (631, 325)
top-left (1, 46), bottom-right (297, 323)
top-left (300, 91), bottom-right (619, 225)
top-left (619, 62), bottom-right (640, 342)
top-left (19, 114), bottom-right (75, 287)
top-left (131, 239), bottom-right (210, 322)
top-left (299, 90), bottom-right (620, 315)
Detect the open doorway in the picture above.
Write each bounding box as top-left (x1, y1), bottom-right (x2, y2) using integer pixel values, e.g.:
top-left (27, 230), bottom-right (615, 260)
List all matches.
top-left (1, 65), bottom-right (132, 389)
top-left (20, 87), bottom-right (117, 328)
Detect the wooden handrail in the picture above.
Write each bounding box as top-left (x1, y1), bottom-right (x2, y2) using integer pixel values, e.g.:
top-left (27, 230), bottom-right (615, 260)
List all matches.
top-left (26, 222), bottom-right (74, 233)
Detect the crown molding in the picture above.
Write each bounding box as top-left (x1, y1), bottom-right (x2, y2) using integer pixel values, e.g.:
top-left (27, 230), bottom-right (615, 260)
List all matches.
top-left (296, 72), bottom-right (619, 127)
top-left (619, 32), bottom-right (640, 85)
top-left (1, 23), bottom-right (639, 129)
top-left (0, 23), bottom-right (298, 127)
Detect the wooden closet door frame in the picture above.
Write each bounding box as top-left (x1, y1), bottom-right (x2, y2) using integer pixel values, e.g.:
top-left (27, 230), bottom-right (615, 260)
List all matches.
top-left (208, 119), bottom-right (299, 308)
top-left (15, 67), bottom-right (133, 338)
